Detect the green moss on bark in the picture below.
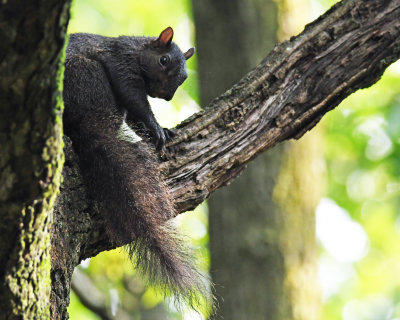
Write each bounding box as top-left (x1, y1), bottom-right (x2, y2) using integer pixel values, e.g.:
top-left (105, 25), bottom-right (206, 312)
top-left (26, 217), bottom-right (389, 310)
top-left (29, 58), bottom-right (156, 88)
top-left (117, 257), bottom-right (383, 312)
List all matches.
top-left (0, 1), bottom-right (70, 318)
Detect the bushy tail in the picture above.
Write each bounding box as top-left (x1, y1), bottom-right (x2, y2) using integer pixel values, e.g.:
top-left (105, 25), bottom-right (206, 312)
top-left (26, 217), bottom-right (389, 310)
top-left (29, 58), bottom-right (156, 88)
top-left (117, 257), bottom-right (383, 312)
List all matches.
top-left (73, 120), bottom-right (210, 309)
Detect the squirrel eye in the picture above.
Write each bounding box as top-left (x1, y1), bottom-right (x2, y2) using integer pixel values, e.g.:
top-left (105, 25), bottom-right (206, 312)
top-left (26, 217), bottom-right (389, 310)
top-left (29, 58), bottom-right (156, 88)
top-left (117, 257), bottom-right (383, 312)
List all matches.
top-left (159, 55), bottom-right (169, 66)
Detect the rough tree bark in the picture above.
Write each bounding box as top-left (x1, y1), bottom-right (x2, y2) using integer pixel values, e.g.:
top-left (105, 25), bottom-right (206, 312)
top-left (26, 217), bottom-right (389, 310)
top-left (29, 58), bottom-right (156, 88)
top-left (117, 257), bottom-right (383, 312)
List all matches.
top-left (1, 0), bottom-right (399, 319)
top-left (0, 1), bottom-right (71, 319)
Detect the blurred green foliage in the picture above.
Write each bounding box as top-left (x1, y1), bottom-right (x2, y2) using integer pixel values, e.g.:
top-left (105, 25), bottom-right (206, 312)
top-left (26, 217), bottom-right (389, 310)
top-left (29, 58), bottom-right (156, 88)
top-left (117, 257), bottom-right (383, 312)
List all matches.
top-left (66, 0), bottom-right (400, 319)
top-left (311, 0), bottom-right (400, 319)
top-left (320, 63), bottom-right (400, 320)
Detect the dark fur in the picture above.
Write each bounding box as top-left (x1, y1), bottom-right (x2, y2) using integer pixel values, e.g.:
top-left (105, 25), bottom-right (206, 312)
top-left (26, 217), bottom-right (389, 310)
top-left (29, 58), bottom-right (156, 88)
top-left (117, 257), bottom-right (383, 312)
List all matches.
top-left (63, 29), bottom-right (209, 309)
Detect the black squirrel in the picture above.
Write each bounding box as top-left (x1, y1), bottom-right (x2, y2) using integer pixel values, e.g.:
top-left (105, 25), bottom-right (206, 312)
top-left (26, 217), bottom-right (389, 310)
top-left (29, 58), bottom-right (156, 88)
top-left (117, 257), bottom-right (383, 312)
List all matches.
top-left (63, 27), bottom-right (208, 309)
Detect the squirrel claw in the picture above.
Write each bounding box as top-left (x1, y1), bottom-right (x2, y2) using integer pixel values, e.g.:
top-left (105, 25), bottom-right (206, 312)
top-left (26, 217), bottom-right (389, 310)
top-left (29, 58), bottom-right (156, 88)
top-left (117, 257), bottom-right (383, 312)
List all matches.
top-left (159, 145), bottom-right (177, 161)
top-left (159, 147), bottom-right (169, 161)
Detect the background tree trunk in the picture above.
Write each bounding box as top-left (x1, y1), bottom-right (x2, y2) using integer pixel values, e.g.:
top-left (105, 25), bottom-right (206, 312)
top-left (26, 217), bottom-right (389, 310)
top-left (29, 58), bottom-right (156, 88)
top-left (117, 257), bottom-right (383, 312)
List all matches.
top-left (0, 1), bottom-right (71, 319)
top-left (192, 0), bottom-right (321, 318)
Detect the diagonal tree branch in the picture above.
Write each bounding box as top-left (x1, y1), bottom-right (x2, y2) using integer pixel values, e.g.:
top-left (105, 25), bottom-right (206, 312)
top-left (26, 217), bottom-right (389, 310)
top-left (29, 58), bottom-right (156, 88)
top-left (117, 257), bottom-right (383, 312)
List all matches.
top-left (52, 0), bottom-right (400, 317)
top-left (162, 0), bottom-right (400, 212)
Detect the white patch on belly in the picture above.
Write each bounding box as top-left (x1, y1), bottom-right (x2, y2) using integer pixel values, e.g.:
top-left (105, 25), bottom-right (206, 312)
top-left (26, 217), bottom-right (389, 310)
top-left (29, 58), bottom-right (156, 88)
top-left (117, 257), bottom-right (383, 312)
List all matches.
top-left (117, 120), bottom-right (142, 143)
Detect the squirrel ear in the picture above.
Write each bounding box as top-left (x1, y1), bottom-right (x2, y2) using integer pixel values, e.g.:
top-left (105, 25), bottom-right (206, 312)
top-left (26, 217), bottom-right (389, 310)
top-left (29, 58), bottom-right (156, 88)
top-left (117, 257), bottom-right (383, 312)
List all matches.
top-left (184, 47), bottom-right (195, 60)
top-left (157, 27), bottom-right (173, 47)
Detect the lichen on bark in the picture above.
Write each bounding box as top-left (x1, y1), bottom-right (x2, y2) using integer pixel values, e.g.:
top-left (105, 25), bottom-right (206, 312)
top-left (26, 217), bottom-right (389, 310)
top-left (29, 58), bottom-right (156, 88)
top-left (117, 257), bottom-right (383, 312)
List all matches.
top-left (0, 1), bottom-right (71, 319)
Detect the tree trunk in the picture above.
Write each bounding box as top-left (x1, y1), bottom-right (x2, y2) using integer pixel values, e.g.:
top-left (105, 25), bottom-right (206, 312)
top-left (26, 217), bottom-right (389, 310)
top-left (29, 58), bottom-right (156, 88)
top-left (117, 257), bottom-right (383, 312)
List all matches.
top-left (193, 0), bottom-right (321, 318)
top-left (0, 1), bottom-right (71, 319)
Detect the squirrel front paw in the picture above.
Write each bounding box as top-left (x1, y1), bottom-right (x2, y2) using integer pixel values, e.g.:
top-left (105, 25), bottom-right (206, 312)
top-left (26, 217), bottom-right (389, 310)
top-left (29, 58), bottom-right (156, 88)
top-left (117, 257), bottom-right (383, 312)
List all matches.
top-left (154, 128), bottom-right (166, 151)
top-left (151, 125), bottom-right (176, 159)
top-left (157, 128), bottom-right (177, 160)
top-left (163, 128), bottom-right (175, 141)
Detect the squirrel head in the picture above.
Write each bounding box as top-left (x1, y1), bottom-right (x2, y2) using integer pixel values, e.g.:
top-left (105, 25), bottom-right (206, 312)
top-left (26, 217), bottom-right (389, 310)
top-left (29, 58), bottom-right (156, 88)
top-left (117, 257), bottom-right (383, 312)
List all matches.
top-left (140, 27), bottom-right (195, 101)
